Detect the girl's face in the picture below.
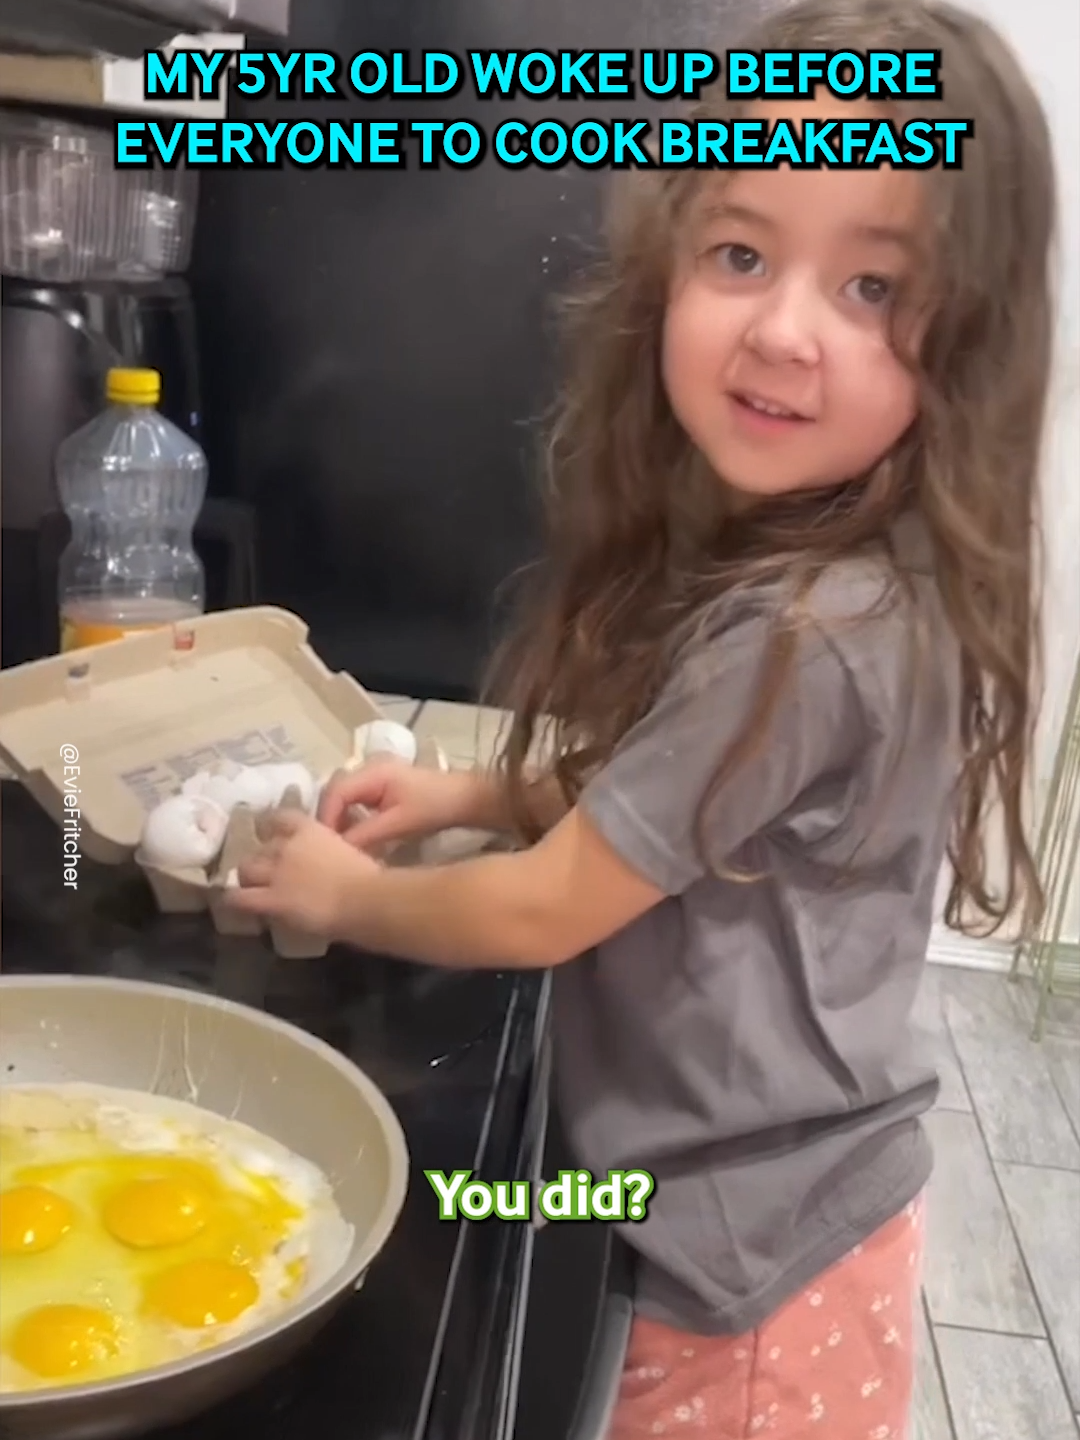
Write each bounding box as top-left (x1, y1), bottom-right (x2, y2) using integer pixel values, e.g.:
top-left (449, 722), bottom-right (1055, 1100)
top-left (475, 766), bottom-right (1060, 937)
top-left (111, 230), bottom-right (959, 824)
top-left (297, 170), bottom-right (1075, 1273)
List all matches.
top-left (662, 97), bottom-right (925, 500)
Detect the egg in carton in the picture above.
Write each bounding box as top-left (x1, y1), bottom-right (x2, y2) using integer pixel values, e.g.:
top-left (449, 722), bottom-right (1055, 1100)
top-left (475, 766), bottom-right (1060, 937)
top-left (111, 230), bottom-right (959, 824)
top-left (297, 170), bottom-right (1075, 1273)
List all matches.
top-left (135, 721), bottom-right (450, 954)
top-left (135, 792), bottom-right (231, 916)
top-left (134, 766), bottom-right (311, 921)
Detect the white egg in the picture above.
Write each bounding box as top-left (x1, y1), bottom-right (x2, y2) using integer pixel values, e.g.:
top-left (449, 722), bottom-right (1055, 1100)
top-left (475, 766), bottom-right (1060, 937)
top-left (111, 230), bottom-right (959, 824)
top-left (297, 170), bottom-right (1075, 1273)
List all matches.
top-left (181, 763), bottom-right (317, 814)
top-left (352, 720), bottom-right (417, 766)
top-left (141, 795), bottom-right (230, 870)
top-left (259, 763), bottom-right (317, 811)
top-left (199, 774), bottom-right (246, 811)
top-left (181, 761), bottom-right (240, 796)
top-left (179, 762), bottom-right (256, 813)
top-left (225, 765), bottom-right (280, 811)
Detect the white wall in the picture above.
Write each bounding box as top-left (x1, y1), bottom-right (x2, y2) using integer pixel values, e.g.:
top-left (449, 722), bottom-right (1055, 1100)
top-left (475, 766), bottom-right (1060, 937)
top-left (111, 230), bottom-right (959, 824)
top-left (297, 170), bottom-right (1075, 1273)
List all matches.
top-left (930, 0), bottom-right (1080, 959)
top-left (982, 0), bottom-right (1080, 780)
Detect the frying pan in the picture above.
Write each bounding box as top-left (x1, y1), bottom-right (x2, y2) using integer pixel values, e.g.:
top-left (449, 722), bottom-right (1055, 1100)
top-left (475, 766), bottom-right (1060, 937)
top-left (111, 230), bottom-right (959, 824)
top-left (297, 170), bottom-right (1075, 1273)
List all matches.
top-left (0, 975), bottom-right (410, 1440)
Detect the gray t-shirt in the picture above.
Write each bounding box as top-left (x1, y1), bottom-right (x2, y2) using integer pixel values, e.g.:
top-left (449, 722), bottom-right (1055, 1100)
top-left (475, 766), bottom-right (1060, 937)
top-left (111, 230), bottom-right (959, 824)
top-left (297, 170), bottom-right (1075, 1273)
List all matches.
top-left (552, 532), bottom-right (959, 1335)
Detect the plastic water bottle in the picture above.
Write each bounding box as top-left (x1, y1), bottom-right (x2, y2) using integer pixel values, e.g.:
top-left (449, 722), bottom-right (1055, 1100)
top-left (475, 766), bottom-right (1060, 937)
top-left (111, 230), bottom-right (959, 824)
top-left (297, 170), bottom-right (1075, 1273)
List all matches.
top-left (56, 367), bottom-right (207, 652)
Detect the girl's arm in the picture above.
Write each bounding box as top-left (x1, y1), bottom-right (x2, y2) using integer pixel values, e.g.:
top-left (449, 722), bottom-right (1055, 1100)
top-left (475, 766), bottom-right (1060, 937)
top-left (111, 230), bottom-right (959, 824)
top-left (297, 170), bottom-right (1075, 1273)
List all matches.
top-left (333, 805), bottom-right (662, 969)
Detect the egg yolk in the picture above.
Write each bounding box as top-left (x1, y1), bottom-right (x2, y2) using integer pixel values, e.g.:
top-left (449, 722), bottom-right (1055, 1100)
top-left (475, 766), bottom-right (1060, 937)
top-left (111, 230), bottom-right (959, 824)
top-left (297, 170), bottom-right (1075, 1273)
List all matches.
top-left (9, 1305), bottom-right (119, 1378)
top-left (144, 1259), bottom-right (259, 1328)
top-left (0, 1186), bottom-right (75, 1256)
top-left (102, 1178), bottom-right (210, 1249)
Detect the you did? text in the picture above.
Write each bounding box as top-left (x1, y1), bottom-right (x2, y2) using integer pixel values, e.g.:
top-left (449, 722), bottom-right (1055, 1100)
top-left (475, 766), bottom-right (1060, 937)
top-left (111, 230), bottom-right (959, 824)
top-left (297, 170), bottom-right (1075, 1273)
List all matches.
top-left (425, 1168), bottom-right (656, 1222)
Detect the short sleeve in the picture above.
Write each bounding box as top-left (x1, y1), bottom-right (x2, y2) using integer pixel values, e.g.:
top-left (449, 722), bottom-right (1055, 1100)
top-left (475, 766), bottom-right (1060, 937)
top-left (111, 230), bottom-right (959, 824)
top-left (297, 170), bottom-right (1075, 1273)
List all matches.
top-left (578, 607), bottom-right (871, 895)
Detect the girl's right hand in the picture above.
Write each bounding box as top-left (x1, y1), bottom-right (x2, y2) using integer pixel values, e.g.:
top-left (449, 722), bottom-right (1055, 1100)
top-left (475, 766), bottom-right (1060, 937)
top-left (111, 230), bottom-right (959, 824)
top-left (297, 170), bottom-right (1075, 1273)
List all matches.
top-left (318, 760), bottom-right (483, 852)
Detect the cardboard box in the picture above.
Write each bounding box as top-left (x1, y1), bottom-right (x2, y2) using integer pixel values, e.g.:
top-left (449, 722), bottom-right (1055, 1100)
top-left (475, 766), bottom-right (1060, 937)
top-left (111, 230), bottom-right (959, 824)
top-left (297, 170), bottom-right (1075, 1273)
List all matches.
top-left (0, 35), bottom-right (243, 119)
top-left (0, 606), bottom-right (449, 958)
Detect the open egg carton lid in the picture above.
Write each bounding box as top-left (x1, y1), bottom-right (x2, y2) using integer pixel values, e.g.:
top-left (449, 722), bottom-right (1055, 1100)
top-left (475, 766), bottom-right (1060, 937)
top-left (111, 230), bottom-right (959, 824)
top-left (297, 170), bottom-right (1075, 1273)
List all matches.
top-left (0, 606), bottom-right (449, 958)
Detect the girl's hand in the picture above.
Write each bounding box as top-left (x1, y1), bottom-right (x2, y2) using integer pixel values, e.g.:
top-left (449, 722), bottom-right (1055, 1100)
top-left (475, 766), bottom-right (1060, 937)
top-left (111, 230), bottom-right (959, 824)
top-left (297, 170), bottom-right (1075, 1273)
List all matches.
top-left (318, 760), bottom-right (485, 851)
top-left (229, 802), bottom-right (666, 970)
top-left (228, 809), bottom-right (377, 938)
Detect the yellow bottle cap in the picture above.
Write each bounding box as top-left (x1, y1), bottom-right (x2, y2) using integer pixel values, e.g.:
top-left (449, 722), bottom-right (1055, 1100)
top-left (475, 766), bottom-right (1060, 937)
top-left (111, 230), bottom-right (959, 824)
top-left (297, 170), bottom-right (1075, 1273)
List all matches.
top-left (106, 368), bottom-right (161, 406)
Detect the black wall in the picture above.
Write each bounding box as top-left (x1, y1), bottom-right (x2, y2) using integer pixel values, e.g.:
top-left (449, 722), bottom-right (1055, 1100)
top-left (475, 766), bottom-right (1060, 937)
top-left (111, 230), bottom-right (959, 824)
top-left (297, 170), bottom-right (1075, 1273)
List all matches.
top-left (191, 0), bottom-right (759, 699)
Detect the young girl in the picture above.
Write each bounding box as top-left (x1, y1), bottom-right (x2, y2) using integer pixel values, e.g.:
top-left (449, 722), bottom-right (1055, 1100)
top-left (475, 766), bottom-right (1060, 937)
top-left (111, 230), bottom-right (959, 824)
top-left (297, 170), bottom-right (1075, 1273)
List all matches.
top-left (231, 0), bottom-right (1055, 1433)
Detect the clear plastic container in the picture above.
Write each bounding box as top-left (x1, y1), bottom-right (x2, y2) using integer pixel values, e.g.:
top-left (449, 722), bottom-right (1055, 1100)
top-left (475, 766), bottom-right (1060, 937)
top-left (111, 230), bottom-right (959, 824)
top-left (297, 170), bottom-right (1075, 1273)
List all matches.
top-left (0, 109), bottom-right (197, 282)
top-left (57, 367), bottom-right (208, 652)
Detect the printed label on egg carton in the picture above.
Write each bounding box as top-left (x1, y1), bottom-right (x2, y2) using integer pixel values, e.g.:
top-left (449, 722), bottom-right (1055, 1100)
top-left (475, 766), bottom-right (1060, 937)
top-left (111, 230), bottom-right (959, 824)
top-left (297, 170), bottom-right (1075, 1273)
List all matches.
top-left (133, 728), bottom-right (449, 960)
top-left (119, 727), bottom-right (306, 813)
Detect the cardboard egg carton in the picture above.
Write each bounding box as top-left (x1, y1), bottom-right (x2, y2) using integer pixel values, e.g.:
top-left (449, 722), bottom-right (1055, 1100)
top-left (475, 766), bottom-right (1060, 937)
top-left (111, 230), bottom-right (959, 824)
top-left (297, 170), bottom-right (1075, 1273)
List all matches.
top-left (0, 607), bottom-right (449, 959)
top-left (199, 785), bottom-right (318, 959)
top-left (136, 755), bottom-right (444, 959)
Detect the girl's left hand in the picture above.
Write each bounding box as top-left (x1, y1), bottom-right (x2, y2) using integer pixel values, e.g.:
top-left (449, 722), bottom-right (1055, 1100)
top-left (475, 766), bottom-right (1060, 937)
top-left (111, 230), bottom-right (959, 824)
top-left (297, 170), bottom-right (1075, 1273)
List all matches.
top-left (227, 810), bottom-right (378, 937)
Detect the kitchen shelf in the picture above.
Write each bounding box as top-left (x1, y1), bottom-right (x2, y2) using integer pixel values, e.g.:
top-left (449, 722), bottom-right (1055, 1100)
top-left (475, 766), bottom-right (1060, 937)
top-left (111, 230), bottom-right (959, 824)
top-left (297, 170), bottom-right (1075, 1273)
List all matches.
top-left (0, 0), bottom-right (285, 61)
top-left (0, 33), bottom-right (242, 118)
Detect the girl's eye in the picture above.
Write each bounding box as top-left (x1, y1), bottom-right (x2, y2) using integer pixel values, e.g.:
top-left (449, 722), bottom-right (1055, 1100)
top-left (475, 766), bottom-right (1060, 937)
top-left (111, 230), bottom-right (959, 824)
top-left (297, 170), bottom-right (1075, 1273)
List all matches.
top-left (845, 273), bottom-right (894, 307)
top-left (715, 242), bottom-right (764, 277)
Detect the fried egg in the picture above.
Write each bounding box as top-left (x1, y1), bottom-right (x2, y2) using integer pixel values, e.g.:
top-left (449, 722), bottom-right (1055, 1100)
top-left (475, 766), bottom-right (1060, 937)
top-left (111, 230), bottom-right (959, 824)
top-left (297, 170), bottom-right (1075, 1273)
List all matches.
top-left (0, 1085), bottom-right (353, 1393)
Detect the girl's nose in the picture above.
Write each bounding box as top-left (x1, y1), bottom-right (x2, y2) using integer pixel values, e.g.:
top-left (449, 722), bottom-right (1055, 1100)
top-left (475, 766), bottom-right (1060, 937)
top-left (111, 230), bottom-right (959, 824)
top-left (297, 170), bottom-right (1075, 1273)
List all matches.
top-left (743, 277), bottom-right (823, 367)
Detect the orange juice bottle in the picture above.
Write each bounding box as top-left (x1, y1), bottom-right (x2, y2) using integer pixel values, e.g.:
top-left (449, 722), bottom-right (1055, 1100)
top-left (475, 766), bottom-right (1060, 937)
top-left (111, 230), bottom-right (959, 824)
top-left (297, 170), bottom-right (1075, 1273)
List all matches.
top-left (56, 368), bottom-right (207, 652)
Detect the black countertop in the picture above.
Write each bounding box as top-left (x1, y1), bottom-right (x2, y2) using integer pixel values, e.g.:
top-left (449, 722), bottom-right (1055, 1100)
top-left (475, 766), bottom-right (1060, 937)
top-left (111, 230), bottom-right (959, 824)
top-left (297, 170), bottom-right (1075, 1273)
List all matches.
top-left (0, 781), bottom-right (548, 1440)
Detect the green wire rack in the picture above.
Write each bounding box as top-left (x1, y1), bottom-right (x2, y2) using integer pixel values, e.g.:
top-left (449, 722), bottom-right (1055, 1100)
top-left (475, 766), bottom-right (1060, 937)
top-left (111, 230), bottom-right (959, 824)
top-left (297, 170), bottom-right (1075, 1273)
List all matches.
top-left (1010, 648), bottom-right (1080, 1040)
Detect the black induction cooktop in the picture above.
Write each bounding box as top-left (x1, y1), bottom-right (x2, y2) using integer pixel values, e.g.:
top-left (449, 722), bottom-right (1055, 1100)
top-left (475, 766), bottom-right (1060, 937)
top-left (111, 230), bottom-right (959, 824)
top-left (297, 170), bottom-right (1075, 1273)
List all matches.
top-left (0, 781), bottom-right (547, 1440)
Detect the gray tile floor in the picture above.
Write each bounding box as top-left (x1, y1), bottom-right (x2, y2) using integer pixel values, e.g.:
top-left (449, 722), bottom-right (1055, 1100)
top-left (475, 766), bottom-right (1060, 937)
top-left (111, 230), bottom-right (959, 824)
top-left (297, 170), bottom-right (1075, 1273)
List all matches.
top-left (914, 965), bottom-right (1080, 1440)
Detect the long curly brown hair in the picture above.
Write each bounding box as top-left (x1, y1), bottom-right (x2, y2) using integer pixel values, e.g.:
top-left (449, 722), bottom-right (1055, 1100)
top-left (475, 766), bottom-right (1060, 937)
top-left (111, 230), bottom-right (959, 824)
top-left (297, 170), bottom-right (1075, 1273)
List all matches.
top-left (486, 0), bottom-right (1055, 939)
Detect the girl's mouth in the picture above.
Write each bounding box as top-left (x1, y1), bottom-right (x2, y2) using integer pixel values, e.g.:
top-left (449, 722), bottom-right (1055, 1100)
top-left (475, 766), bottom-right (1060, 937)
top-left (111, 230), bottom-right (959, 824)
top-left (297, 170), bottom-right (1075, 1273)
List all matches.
top-left (729, 391), bottom-right (812, 430)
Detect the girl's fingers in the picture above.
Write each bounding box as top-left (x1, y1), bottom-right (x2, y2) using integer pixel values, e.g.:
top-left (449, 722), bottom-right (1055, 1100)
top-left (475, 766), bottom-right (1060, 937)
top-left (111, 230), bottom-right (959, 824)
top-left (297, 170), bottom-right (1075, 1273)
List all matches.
top-left (264, 809), bottom-right (304, 840)
top-left (317, 776), bottom-right (353, 829)
top-left (319, 766), bottom-right (394, 829)
top-left (227, 883), bottom-right (272, 913)
top-left (341, 808), bottom-right (410, 851)
top-left (237, 853), bottom-right (275, 888)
